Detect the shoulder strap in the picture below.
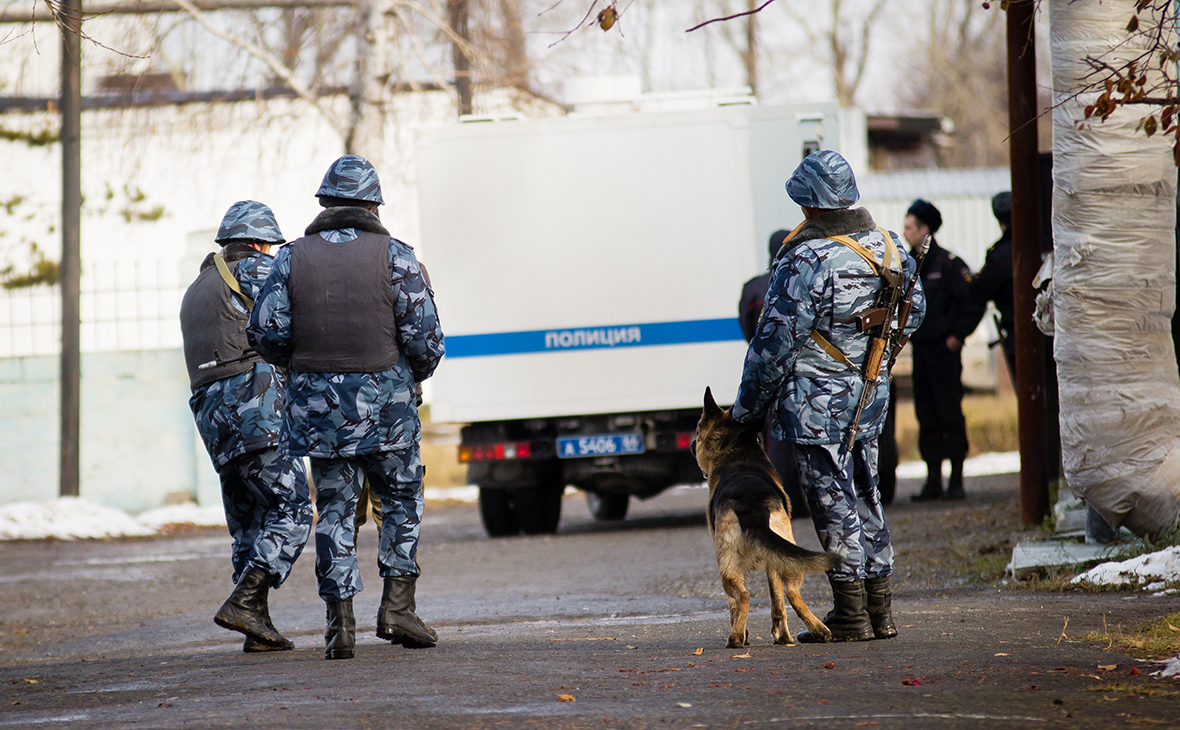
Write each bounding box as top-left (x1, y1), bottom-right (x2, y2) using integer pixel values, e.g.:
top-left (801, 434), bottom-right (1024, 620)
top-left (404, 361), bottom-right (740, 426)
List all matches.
top-left (809, 330), bottom-right (857, 371)
top-left (213, 252), bottom-right (255, 310)
top-left (826, 227), bottom-right (899, 276)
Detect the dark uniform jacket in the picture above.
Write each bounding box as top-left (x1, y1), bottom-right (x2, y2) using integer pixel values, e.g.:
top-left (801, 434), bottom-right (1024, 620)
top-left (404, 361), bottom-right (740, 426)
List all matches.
top-left (966, 229), bottom-right (1015, 337)
top-left (910, 237), bottom-right (976, 345)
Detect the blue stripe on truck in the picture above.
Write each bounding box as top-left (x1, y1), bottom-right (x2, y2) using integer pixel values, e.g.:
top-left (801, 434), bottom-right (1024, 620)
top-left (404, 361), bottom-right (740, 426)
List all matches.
top-left (444, 318), bottom-right (745, 358)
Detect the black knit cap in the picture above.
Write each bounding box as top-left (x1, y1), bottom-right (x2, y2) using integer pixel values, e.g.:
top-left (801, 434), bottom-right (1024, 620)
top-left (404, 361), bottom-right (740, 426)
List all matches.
top-left (906, 198), bottom-right (942, 234)
top-left (768, 229), bottom-right (790, 257)
top-left (991, 191), bottom-right (1012, 226)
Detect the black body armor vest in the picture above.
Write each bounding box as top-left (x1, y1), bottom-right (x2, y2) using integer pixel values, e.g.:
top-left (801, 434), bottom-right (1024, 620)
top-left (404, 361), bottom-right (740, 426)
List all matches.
top-left (287, 231), bottom-right (400, 373)
top-left (180, 257), bottom-right (260, 391)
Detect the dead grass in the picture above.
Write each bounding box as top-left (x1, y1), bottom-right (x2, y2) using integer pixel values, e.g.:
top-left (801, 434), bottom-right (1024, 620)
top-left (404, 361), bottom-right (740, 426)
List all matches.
top-left (419, 407), bottom-right (468, 488)
top-left (895, 392), bottom-right (1020, 463)
top-left (1081, 612), bottom-right (1180, 660)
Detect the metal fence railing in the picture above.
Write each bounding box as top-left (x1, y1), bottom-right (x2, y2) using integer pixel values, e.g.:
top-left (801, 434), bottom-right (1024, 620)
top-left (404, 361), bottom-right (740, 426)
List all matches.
top-left (0, 259), bottom-right (185, 358)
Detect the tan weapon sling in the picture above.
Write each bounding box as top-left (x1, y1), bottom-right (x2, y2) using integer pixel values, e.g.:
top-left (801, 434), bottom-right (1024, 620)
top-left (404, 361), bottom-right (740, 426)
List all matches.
top-left (807, 227), bottom-right (900, 379)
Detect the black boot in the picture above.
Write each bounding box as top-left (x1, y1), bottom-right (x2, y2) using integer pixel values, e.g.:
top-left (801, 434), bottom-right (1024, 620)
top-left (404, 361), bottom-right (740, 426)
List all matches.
top-left (865, 575), bottom-right (898, 639)
top-left (243, 607), bottom-right (294, 653)
top-left (324, 599), bottom-right (356, 660)
top-left (214, 566), bottom-right (288, 647)
top-left (797, 578), bottom-right (875, 643)
top-left (377, 576), bottom-right (438, 648)
top-left (911, 461), bottom-right (943, 502)
top-left (945, 459), bottom-right (966, 500)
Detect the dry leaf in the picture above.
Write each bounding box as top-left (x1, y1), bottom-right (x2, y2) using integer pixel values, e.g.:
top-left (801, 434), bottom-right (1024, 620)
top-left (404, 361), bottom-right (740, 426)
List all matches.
top-left (22, 679), bottom-right (38, 684)
top-left (691, 648), bottom-right (704, 655)
top-left (995, 653), bottom-right (1009, 657)
top-left (1166, 621), bottom-right (1179, 633)
top-left (823, 661), bottom-right (835, 669)
top-left (676, 703), bottom-right (692, 708)
top-left (1098, 664), bottom-right (1117, 672)
top-left (557, 694), bottom-right (576, 702)
top-left (731, 649), bottom-right (752, 659)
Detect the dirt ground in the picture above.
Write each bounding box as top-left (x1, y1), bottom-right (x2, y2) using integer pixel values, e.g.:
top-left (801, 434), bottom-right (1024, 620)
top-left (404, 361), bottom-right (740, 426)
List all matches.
top-left (2, 470), bottom-right (1177, 729)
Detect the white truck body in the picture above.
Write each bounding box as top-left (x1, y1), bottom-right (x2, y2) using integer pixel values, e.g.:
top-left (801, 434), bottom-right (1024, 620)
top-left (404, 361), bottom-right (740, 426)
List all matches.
top-left (420, 102), bottom-right (855, 424)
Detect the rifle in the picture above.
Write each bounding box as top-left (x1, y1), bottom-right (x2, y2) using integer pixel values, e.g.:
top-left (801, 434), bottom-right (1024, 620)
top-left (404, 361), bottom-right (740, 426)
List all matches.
top-left (844, 234), bottom-right (930, 454)
top-left (197, 348), bottom-right (258, 371)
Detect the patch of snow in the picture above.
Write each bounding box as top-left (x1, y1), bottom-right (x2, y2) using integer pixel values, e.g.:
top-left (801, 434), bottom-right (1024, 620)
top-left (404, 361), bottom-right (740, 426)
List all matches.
top-left (1156, 655), bottom-right (1180, 678)
top-left (424, 486), bottom-right (479, 503)
top-left (896, 451), bottom-right (1020, 480)
top-left (0, 498), bottom-right (156, 540)
top-left (1070, 546), bottom-right (1180, 589)
top-left (137, 503), bottom-right (227, 528)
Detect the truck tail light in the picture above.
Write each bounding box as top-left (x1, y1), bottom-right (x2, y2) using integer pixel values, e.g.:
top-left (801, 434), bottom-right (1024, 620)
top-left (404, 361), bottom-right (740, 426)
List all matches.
top-left (459, 441), bottom-right (534, 463)
top-left (675, 432), bottom-right (694, 450)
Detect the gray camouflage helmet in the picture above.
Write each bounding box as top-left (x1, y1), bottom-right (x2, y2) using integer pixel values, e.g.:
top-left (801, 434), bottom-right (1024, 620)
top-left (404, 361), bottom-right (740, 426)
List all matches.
top-left (214, 200), bottom-right (285, 244)
top-left (785, 150), bottom-right (860, 209)
top-left (316, 154), bottom-right (384, 205)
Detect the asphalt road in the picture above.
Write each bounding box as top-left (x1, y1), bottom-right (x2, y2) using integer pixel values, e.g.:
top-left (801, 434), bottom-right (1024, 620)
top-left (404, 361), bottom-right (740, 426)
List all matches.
top-left (1, 474), bottom-right (1176, 729)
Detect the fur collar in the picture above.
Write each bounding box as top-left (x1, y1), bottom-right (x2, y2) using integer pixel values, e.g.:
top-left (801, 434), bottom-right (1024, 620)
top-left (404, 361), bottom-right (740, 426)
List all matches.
top-left (200, 242), bottom-right (263, 271)
top-left (305, 206), bottom-right (389, 237)
top-left (785, 207), bottom-right (877, 250)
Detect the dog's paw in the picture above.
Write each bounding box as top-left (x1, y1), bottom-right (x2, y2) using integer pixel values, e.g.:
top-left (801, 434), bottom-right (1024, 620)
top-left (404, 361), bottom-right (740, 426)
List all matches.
top-left (773, 633), bottom-right (795, 646)
top-left (726, 632), bottom-right (748, 649)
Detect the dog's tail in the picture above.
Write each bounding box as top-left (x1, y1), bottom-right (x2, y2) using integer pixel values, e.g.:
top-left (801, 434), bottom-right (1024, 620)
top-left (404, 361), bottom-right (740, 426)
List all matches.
top-left (735, 502), bottom-right (842, 574)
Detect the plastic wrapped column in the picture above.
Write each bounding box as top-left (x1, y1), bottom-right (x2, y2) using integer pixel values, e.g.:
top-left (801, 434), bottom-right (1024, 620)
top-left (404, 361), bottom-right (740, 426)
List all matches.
top-left (1050, 0), bottom-right (1180, 539)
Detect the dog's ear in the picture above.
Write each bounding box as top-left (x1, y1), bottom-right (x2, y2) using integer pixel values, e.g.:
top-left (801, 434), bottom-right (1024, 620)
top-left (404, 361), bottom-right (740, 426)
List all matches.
top-left (703, 387), bottom-right (722, 419)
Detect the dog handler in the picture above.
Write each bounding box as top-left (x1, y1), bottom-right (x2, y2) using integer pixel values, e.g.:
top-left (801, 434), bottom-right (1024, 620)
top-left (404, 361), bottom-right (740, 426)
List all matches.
top-left (729, 151), bottom-right (926, 642)
top-left (179, 200), bottom-right (313, 653)
top-left (248, 155), bottom-right (445, 660)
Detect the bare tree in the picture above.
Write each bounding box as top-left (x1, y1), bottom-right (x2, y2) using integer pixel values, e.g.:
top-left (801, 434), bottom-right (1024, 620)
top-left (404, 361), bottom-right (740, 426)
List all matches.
top-left (900, 0), bottom-right (1009, 167)
top-left (777, 0), bottom-right (889, 106)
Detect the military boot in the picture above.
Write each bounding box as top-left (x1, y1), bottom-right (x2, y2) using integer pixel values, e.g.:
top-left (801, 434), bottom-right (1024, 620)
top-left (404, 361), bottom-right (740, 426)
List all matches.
top-left (911, 460), bottom-right (943, 502)
top-left (243, 605), bottom-right (294, 653)
top-left (214, 566), bottom-right (288, 647)
top-left (865, 575), bottom-right (898, 639)
top-left (377, 576), bottom-right (438, 648)
top-left (797, 578), bottom-right (875, 643)
top-left (945, 459), bottom-right (966, 501)
top-left (324, 599), bottom-right (356, 660)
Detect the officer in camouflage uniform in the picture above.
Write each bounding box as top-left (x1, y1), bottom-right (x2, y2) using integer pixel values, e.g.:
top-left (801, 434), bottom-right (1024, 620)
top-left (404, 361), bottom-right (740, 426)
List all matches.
top-left (248, 155), bottom-right (445, 660)
top-left (179, 200), bottom-right (312, 654)
top-left (730, 151), bottom-right (926, 643)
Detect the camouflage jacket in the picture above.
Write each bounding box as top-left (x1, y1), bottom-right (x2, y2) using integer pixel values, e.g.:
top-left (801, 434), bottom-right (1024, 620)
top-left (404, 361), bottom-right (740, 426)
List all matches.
top-left (188, 245), bottom-right (287, 468)
top-left (247, 208), bottom-right (445, 459)
top-left (731, 208), bottom-right (926, 445)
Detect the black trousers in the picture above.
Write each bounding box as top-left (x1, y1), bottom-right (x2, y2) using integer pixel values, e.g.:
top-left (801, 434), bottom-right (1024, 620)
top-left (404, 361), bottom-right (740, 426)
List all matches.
top-left (912, 340), bottom-right (969, 464)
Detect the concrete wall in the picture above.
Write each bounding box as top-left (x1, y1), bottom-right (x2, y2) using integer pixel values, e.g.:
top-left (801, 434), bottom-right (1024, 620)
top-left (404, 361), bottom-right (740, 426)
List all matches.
top-left (0, 349), bottom-right (218, 512)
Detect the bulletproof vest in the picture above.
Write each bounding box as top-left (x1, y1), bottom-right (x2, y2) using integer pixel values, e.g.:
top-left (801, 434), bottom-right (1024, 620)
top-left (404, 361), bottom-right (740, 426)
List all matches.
top-left (287, 231), bottom-right (400, 373)
top-left (180, 258), bottom-right (260, 391)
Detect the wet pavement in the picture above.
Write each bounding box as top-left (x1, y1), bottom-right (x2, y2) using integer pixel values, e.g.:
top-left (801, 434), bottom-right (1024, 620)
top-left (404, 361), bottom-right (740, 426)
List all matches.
top-left (1, 473), bottom-right (1176, 729)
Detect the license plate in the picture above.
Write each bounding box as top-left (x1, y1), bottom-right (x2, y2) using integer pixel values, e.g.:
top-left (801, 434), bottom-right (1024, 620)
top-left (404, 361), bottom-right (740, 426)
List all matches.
top-left (556, 433), bottom-right (645, 459)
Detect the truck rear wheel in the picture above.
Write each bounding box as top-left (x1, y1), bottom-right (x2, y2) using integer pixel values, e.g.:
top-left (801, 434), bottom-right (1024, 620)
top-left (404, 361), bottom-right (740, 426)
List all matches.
top-left (478, 487), bottom-right (519, 537)
top-left (515, 485), bottom-right (563, 535)
top-left (585, 492), bottom-right (629, 521)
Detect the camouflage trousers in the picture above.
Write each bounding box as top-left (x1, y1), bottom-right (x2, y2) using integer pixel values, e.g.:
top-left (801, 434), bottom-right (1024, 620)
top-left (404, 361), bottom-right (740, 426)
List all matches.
top-left (311, 446), bottom-right (424, 602)
top-left (218, 447), bottom-right (312, 587)
top-left (795, 439), bottom-right (893, 582)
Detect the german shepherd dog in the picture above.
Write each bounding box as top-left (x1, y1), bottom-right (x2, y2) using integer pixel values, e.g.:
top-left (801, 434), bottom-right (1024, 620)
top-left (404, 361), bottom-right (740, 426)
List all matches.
top-left (695, 388), bottom-right (841, 648)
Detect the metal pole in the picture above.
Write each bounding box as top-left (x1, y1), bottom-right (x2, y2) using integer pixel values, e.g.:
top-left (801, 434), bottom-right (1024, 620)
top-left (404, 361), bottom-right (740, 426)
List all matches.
top-left (1006, 0), bottom-right (1049, 526)
top-left (60, 0), bottom-right (83, 498)
top-left (449, 0), bottom-right (471, 116)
